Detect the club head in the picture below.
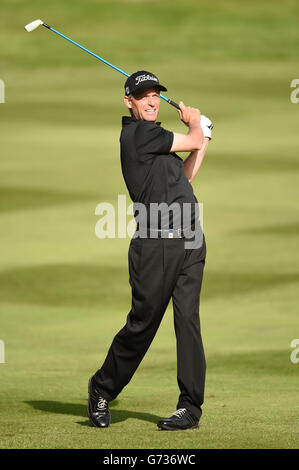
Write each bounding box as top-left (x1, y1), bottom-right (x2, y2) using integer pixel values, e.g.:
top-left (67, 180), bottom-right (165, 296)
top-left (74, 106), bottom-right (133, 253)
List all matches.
top-left (24, 19), bottom-right (44, 32)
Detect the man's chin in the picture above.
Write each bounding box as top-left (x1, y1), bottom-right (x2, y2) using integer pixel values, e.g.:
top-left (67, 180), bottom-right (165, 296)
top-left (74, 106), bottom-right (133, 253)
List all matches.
top-left (143, 113), bottom-right (158, 121)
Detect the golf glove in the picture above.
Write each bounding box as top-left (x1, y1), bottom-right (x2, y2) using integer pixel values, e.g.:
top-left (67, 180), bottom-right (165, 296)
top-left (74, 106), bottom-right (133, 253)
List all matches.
top-left (200, 114), bottom-right (213, 140)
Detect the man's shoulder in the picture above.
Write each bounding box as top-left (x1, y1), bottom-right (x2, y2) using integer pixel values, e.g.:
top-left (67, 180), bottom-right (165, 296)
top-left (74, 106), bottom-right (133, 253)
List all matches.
top-left (120, 117), bottom-right (164, 144)
top-left (134, 120), bottom-right (162, 140)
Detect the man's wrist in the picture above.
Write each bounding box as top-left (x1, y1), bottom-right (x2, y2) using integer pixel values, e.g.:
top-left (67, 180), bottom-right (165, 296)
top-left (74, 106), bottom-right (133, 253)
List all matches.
top-left (188, 122), bottom-right (202, 131)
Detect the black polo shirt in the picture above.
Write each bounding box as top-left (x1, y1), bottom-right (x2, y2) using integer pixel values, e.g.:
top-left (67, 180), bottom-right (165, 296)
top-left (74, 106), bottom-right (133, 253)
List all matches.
top-left (120, 116), bottom-right (198, 229)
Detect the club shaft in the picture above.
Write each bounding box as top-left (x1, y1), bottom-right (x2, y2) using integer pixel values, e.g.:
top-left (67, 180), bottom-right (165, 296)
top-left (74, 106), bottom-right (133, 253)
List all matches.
top-left (42, 23), bottom-right (180, 110)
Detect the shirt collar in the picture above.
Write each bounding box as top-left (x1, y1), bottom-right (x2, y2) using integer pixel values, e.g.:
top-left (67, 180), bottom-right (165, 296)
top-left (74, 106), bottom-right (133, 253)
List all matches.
top-left (122, 116), bottom-right (161, 126)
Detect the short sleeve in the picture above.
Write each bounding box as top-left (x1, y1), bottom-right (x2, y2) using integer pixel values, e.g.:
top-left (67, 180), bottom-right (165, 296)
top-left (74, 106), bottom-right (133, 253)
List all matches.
top-left (135, 121), bottom-right (174, 162)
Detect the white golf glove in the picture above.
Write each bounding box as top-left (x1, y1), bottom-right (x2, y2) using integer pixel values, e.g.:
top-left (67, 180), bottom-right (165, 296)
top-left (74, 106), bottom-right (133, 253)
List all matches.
top-left (200, 114), bottom-right (213, 140)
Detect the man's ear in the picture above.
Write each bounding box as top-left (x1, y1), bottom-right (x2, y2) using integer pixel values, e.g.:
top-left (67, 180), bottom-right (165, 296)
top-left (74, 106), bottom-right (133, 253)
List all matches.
top-left (124, 96), bottom-right (132, 109)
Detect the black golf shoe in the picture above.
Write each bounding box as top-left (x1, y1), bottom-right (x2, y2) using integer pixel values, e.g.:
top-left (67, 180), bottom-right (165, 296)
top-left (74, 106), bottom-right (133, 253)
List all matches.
top-left (157, 408), bottom-right (199, 431)
top-left (87, 377), bottom-right (111, 428)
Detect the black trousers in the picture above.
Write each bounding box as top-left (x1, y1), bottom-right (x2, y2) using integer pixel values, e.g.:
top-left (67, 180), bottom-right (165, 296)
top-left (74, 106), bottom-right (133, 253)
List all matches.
top-left (93, 233), bottom-right (206, 420)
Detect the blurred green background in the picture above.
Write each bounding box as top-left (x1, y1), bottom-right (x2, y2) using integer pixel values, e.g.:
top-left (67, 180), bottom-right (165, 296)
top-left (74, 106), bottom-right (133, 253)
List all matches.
top-left (0, 0), bottom-right (299, 449)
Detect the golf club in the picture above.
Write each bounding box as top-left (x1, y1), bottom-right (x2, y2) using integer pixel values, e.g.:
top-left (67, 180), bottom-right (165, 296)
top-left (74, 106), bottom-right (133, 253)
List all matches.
top-left (24, 19), bottom-right (181, 110)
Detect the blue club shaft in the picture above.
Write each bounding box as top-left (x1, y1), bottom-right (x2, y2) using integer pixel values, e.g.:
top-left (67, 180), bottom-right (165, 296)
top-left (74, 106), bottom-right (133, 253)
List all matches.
top-left (42, 23), bottom-right (180, 110)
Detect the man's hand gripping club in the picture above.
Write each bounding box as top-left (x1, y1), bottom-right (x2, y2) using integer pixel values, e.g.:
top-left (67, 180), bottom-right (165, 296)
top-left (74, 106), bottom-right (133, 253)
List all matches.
top-left (170, 102), bottom-right (212, 153)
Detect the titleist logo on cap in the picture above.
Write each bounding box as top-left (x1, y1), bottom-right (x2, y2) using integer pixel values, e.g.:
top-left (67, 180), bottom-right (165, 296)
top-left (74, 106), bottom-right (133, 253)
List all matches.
top-left (124, 70), bottom-right (167, 95)
top-left (135, 74), bottom-right (159, 85)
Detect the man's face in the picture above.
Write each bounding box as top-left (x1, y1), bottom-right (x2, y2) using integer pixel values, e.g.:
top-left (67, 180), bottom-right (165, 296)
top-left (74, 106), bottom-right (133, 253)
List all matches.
top-left (124, 87), bottom-right (161, 121)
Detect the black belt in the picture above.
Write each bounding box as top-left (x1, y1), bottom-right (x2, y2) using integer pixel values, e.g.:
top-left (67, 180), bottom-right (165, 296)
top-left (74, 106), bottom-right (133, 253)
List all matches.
top-left (137, 227), bottom-right (196, 239)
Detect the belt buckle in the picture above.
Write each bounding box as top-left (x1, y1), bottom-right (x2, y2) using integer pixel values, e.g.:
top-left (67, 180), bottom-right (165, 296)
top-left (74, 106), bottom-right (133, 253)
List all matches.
top-left (168, 229), bottom-right (174, 239)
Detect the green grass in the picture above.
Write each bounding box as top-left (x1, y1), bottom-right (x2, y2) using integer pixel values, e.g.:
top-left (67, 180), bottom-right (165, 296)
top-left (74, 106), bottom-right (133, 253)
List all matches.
top-left (1, 0), bottom-right (299, 449)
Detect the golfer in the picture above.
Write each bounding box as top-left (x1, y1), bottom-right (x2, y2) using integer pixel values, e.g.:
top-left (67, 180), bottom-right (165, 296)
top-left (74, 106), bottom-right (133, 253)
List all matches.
top-left (88, 71), bottom-right (212, 430)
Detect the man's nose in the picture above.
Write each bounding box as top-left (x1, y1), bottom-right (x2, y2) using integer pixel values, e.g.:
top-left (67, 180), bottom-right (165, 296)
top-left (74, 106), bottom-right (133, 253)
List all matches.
top-left (148, 98), bottom-right (155, 107)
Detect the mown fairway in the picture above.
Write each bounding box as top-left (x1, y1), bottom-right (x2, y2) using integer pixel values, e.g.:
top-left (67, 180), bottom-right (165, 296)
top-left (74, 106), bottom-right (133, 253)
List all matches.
top-left (0, 0), bottom-right (299, 449)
